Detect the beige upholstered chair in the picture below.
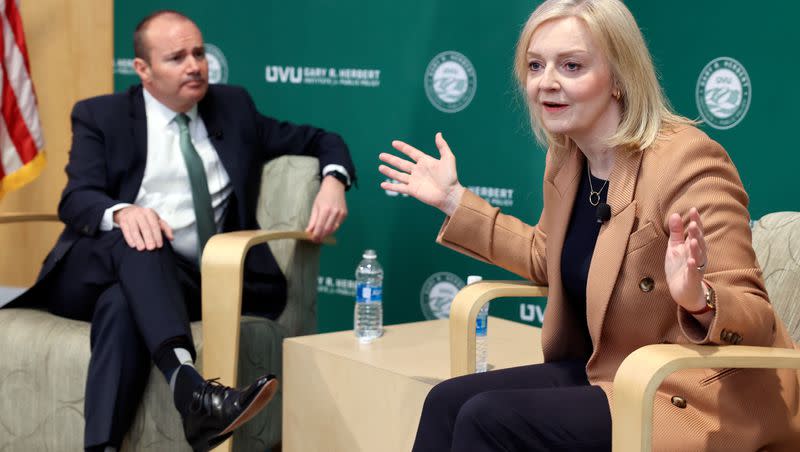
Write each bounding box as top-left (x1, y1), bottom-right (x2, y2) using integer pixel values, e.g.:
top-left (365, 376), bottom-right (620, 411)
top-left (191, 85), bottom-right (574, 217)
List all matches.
top-left (448, 211), bottom-right (800, 452)
top-left (0, 155), bottom-right (327, 452)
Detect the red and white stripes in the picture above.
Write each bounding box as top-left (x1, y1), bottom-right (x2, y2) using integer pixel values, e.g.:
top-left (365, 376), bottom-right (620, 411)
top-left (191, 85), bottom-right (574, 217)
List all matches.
top-left (0, 0), bottom-right (43, 198)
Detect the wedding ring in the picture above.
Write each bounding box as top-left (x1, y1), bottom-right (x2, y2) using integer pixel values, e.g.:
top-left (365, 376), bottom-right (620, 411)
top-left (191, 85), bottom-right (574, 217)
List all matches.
top-left (697, 262), bottom-right (707, 272)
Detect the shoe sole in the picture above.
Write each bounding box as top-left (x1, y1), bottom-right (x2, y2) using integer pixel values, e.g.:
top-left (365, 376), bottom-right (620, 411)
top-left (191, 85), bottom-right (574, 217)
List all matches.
top-left (210, 377), bottom-right (279, 447)
top-left (207, 431), bottom-right (233, 450)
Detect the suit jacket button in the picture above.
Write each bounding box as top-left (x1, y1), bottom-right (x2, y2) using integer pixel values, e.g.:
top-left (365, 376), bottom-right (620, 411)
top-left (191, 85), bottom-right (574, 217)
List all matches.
top-left (639, 277), bottom-right (655, 292)
top-left (671, 396), bottom-right (687, 409)
top-left (82, 226), bottom-right (90, 234)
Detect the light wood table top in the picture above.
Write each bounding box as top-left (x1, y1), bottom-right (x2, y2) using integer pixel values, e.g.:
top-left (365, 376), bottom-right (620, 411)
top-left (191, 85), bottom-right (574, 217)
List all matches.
top-left (287, 317), bottom-right (543, 383)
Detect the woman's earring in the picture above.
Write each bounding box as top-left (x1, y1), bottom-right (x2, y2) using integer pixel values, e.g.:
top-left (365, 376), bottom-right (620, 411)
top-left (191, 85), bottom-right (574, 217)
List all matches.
top-left (612, 89), bottom-right (621, 100)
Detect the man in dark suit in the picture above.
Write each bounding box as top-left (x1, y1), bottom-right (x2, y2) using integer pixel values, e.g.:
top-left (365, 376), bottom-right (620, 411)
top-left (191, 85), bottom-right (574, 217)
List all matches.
top-left (7, 9), bottom-right (356, 452)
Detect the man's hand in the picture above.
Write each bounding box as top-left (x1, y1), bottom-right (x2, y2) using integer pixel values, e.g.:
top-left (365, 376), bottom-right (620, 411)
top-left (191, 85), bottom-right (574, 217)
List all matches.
top-left (306, 175), bottom-right (348, 243)
top-left (114, 206), bottom-right (174, 251)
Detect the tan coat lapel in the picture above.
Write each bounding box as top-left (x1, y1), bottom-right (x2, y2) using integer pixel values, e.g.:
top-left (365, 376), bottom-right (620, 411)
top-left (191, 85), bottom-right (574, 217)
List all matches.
top-left (586, 148), bottom-right (643, 352)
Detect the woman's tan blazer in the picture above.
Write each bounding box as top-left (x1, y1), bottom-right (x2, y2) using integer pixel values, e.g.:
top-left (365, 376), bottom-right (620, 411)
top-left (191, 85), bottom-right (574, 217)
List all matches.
top-left (437, 126), bottom-right (800, 451)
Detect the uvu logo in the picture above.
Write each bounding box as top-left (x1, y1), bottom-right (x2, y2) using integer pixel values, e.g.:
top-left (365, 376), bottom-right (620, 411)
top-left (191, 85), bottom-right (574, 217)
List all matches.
top-left (420, 272), bottom-right (465, 320)
top-left (519, 303), bottom-right (545, 325)
top-left (204, 43), bottom-right (228, 84)
top-left (383, 178), bottom-right (408, 197)
top-left (424, 51), bottom-right (477, 113)
top-left (265, 66), bottom-right (303, 84)
top-left (696, 57), bottom-right (751, 130)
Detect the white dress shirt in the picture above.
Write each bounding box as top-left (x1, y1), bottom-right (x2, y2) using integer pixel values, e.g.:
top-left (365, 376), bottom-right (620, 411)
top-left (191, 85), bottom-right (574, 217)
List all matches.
top-left (100, 89), bottom-right (233, 261)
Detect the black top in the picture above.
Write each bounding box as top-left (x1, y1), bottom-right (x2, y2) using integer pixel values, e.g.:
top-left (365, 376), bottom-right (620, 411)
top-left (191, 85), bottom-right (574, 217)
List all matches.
top-left (560, 162), bottom-right (608, 362)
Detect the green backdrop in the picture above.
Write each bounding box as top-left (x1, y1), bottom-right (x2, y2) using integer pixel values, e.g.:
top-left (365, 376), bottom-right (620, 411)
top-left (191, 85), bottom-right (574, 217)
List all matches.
top-left (114, 1), bottom-right (798, 333)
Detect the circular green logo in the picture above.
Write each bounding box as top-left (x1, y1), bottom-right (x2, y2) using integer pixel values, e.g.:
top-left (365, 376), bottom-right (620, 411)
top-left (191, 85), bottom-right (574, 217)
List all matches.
top-left (420, 272), bottom-right (465, 320)
top-left (205, 43), bottom-right (229, 84)
top-left (696, 57), bottom-right (751, 130)
top-left (424, 51), bottom-right (477, 113)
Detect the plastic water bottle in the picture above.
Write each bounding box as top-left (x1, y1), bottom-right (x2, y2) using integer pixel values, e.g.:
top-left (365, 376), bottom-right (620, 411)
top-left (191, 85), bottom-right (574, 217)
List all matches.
top-left (355, 249), bottom-right (383, 343)
top-left (468, 275), bottom-right (489, 372)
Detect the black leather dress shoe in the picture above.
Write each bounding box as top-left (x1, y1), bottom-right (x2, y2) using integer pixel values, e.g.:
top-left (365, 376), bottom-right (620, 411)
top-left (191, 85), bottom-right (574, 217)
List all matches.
top-left (182, 374), bottom-right (278, 451)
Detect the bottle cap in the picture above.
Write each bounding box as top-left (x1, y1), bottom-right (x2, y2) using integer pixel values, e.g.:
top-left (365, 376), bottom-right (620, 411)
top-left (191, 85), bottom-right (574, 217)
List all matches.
top-left (362, 249), bottom-right (377, 259)
top-left (467, 275), bottom-right (482, 285)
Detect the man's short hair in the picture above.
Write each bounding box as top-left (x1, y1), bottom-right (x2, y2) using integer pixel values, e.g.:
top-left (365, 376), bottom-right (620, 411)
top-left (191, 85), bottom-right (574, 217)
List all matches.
top-left (133, 10), bottom-right (196, 62)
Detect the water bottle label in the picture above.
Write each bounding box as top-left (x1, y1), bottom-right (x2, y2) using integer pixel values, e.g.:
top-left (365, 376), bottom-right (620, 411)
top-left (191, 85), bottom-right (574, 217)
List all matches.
top-left (476, 315), bottom-right (487, 336)
top-left (356, 283), bottom-right (382, 303)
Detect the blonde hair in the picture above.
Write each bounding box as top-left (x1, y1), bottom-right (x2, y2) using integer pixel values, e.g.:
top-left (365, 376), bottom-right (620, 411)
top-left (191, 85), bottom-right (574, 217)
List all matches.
top-left (513, 0), bottom-right (693, 153)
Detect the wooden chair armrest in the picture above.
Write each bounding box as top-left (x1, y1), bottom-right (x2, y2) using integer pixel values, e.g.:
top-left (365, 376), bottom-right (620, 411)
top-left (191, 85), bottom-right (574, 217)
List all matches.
top-left (449, 280), bottom-right (548, 376)
top-left (612, 343), bottom-right (800, 452)
top-left (0, 212), bottom-right (59, 223)
top-left (200, 229), bottom-right (334, 387)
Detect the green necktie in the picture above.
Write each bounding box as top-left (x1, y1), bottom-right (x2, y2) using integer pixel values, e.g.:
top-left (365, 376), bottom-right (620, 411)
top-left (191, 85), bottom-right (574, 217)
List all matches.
top-left (174, 113), bottom-right (216, 258)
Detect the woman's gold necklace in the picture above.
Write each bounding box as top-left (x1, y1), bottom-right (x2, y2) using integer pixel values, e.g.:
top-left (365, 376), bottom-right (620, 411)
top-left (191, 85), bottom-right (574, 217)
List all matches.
top-left (587, 164), bottom-right (608, 207)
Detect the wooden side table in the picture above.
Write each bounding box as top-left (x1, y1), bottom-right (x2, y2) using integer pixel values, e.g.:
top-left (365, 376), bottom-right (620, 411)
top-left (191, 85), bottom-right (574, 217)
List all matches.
top-left (283, 318), bottom-right (543, 452)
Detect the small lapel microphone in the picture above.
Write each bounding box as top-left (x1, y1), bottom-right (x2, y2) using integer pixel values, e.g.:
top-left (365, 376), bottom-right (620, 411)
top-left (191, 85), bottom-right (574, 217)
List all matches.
top-left (596, 203), bottom-right (611, 223)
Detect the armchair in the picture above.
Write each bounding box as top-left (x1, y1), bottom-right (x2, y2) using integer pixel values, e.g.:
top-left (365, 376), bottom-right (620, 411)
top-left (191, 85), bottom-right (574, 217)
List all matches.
top-left (0, 155), bottom-right (328, 451)
top-left (448, 211), bottom-right (800, 452)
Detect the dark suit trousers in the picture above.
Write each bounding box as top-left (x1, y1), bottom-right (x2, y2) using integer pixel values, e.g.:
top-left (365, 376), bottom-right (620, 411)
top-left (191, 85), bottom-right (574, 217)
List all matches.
top-left (42, 229), bottom-right (202, 448)
top-left (41, 229), bottom-right (285, 448)
top-left (412, 360), bottom-right (612, 452)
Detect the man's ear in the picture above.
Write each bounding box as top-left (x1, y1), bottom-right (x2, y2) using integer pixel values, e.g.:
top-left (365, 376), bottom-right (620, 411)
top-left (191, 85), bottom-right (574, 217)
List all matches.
top-left (133, 57), bottom-right (150, 82)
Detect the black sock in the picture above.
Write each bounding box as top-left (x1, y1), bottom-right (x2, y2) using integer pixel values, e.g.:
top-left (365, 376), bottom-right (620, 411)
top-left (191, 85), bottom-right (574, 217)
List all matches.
top-left (153, 336), bottom-right (196, 381)
top-left (173, 364), bottom-right (205, 416)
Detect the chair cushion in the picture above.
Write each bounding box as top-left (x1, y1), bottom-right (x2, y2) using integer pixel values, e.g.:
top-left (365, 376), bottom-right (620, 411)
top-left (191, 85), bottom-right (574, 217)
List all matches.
top-left (751, 212), bottom-right (800, 342)
top-left (258, 155), bottom-right (321, 337)
top-left (0, 309), bottom-right (285, 451)
top-left (0, 308), bottom-right (87, 449)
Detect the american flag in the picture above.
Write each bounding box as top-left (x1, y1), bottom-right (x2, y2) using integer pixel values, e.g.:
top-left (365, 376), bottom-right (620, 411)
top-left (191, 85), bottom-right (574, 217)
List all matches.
top-left (0, 0), bottom-right (43, 198)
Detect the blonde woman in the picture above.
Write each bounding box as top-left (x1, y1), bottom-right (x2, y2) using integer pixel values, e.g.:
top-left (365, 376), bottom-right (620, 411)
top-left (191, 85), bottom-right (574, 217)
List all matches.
top-left (379, 0), bottom-right (800, 450)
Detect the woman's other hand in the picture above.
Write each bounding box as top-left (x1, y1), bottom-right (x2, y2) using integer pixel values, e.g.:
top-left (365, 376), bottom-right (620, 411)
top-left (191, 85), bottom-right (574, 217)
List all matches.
top-left (379, 132), bottom-right (465, 216)
top-left (665, 207), bottom-right (711, 316)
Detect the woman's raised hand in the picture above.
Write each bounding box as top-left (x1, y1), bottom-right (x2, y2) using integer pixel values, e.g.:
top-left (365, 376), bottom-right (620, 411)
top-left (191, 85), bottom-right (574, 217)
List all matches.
top-left (379, 132), bottom-right (465, 216)
top-left (665, 207), bottom-right (710, 315)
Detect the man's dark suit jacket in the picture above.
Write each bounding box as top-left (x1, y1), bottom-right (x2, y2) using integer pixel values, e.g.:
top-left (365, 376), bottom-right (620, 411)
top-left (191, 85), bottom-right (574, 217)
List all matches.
top-left (11, 83), bottom-right (356, 317)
